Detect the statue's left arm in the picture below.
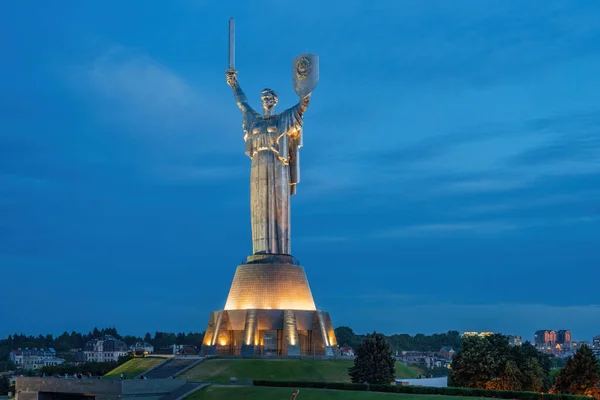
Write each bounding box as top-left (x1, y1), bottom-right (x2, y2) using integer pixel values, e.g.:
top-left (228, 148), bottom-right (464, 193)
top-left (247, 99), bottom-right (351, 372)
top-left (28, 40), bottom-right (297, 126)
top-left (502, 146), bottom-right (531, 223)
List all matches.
top-left (282, 95), bottom-right (310, 140)
top-left (298, 94), bottom-right (310, 115)
top-left (279, 95), bottom-right (311, 195)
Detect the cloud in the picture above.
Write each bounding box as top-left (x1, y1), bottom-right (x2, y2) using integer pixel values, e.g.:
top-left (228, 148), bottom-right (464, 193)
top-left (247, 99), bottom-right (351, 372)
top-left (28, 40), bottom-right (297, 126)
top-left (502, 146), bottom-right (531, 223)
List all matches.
top-left (437, 178), bottom-right (527, 194)
top-left (374, 212), bottom-right (600, 239)
top-left (563, 215), bottom-right (600, 224)
top-left (379, 222), bottom-right (517, 238)
top-left (300, 101), bottom-right (600, 211)
top-left (508, 133), bottom-right (600, 168)
top-left (69, 15), bottom-right (600, 190)
top-left (295, 165), bottom-right (363, 202)
top-left (298, 43), bottom-right (600, 210)
top-left (295, 235), bottom-right (348, 244)
top-left (463, 190), bottom-right (600, 216)
top-left (89, 46), bottom-right (195, 108)
top-left (321, 292), bottom-right (432, 303)
top-left (0, 172), bottom-right (57, 191)
top-left (78, 45), bottom-right (222, 134)
top-left (151, 165), bottom-right (242, 183)
top-left (311, 0), bottom-right (600, 93)
top-left (65, 45), bottom-right (252, 184)
top-left (72, 44), bottom-right (235, 136)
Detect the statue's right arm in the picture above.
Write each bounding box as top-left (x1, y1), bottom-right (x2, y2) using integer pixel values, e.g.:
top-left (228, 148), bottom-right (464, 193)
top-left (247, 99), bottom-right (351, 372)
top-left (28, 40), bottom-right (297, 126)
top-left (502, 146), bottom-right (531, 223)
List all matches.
top-left (231, 82), bottom-right (252, 114)
top-left (226, 70), bottom-right (255, 115)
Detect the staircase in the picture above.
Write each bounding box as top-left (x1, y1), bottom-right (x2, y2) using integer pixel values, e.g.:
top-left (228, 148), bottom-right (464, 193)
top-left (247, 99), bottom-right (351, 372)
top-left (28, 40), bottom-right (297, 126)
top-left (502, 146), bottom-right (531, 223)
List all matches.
top-left (144, 358), bottom-right (201, 379)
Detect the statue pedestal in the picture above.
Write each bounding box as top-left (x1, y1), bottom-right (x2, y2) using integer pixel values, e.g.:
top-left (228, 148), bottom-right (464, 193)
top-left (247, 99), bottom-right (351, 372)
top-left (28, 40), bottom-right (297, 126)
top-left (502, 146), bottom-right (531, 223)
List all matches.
top-left (200, 255), bottom-right (338, 357)
top-left (224, 255), bottom-right (316, 311)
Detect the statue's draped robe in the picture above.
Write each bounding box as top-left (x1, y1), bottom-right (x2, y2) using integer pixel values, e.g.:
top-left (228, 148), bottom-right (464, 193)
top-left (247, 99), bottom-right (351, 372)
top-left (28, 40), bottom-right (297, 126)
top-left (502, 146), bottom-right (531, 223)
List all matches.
top-left (242, 102), bottom-right (304, 255)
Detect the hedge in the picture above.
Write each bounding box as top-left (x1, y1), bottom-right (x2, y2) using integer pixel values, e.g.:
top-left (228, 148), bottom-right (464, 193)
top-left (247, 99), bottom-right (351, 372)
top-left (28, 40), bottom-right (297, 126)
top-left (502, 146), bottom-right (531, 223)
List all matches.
top-left (254, 381), bottom-right (369, 391)
top-left (253, 380), bottom-right (591, 400)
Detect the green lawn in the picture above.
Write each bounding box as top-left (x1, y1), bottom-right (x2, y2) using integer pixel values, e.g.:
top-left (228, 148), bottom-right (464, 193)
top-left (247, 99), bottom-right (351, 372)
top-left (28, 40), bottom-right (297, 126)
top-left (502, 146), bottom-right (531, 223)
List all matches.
top-left (104, 356), bottom-right (168, 379)
top-left (188, 385), bottom-right (476, 400)
top-left (181, 359), bottom-right (419, 383)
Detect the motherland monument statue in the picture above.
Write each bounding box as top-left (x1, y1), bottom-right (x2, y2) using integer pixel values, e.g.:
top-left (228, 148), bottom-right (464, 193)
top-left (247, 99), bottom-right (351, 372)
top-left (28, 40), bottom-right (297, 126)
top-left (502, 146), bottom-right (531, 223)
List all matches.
top-left (225, 24), bottom-right (316, 255)
top-left (200, 19), bottom-right (338, 357)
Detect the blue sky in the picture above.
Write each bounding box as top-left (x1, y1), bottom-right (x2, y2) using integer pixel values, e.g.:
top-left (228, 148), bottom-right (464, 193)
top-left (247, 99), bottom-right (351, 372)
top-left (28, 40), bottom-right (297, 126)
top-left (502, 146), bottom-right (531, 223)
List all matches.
top-left (2, 0), bottom-right (599, 341)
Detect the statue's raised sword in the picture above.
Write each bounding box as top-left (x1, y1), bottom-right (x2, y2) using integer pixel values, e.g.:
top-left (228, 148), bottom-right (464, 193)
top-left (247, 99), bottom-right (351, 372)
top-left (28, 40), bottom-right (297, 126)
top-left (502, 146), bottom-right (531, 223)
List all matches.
top-left (228, 18), bottom-right (235, 71)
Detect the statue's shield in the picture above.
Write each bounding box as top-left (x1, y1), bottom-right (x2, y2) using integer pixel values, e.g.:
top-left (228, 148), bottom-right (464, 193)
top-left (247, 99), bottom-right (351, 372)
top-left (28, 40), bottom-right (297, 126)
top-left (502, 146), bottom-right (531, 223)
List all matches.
top-left (292, 54), bottom-right (319, 98)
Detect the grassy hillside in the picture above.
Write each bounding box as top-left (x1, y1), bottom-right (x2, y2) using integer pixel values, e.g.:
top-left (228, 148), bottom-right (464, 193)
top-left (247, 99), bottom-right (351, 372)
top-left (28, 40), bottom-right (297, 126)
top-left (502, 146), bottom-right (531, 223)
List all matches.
top-left (104, 356), bottom-right (168, 379)
top-left (181, 359), bottom-right (420, 383)
top-left (188, 385), bottom-right (474, 400)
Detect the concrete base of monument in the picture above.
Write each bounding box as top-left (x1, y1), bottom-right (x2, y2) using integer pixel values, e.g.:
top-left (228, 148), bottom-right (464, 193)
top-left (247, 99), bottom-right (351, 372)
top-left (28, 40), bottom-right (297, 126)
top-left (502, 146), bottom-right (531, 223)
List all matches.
top-left (200, 308), bottom-right (339, 357)
top-left (200, 254), bottom-right (339, 357)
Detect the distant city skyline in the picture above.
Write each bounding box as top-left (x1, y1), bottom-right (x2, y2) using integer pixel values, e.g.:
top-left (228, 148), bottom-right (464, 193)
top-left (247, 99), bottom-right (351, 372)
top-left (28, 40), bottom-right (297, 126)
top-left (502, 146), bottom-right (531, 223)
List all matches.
top-left (2, 0), bottom-right (600, 338)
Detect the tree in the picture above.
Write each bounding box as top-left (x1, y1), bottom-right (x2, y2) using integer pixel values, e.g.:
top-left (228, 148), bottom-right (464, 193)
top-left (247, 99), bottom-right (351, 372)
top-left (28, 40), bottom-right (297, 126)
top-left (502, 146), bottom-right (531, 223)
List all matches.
top-left (386, 331), bottom-right (461, 353)
top-left (0, 375), bottom-right (10, 395)
top-left (0, 360), bottom-right (15, 372)
top-left (451, 334), bottom-right (551, 392)
top-left (335, 326), bottom-right (362, 349)
top-left (497, 360), bottom-right (522, 391)
top-left (553, 345), bottom-right (599, 395)
top-left (450, 335), bottom-right (500, 388)
top-left (349, 332), bottom-right (395, 385)
top-left (515, 342), bottom-right (552, 389)
top-left (521, 357), bottom-right (546, 392)
top-left (122, 336), bottom-right (141, 346)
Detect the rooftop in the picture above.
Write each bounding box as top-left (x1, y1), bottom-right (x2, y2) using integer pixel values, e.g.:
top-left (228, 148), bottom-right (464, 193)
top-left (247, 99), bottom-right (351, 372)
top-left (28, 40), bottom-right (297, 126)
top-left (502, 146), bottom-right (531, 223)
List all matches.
top-left (84, 335), bottom-right (128, 352)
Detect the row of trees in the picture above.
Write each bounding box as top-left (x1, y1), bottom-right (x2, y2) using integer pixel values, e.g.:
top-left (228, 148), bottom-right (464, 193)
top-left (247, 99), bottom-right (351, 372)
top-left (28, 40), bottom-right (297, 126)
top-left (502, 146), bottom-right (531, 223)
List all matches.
top-left (450, 333), bottom-right (600, 397)
top-left (335, 326), bottom-right (461, 352)
top-left (1, 328), bottom-right (205, 355)
top-left (5, 326), bottom-right (455, 360)
top-left (20, 359), bottom-right (130, 378)
top-left (347, 331), bottom-right (600, 399)
top-left (3, 328), bottom-right (122, 352)
top-left (0, 328), bottom-right (205, 372)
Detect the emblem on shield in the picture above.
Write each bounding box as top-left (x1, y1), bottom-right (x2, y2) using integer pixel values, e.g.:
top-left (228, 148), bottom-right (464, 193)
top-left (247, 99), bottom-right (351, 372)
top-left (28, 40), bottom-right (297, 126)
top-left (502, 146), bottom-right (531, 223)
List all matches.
top-left (292, 54), bottom-right (319, 98)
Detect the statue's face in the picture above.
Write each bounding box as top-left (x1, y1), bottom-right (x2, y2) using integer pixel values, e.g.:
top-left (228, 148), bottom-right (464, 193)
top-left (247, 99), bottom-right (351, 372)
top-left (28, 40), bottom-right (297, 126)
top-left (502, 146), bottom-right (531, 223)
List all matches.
top-left (261, 89), bottom-right (278, 109)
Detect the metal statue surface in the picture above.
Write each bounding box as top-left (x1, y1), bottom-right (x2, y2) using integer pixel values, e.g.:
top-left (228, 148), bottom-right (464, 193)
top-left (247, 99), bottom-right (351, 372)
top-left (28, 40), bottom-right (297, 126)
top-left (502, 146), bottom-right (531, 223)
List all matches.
top-left (225, 18), bottom-right (318, 255)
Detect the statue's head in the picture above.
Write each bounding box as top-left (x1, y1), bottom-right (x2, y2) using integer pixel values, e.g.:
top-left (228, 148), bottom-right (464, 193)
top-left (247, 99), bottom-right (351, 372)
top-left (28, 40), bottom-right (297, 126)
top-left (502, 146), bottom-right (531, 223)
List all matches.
top-left (261, 88), bottom-right (278, 111)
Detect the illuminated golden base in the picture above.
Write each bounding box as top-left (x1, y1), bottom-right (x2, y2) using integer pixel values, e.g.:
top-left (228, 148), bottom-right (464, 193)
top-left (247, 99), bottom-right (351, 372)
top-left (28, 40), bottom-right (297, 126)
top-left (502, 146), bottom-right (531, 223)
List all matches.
top-left (224, 259), bottom-right (316, 311)
top-left (200, 254), bottom-right (338, 357)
